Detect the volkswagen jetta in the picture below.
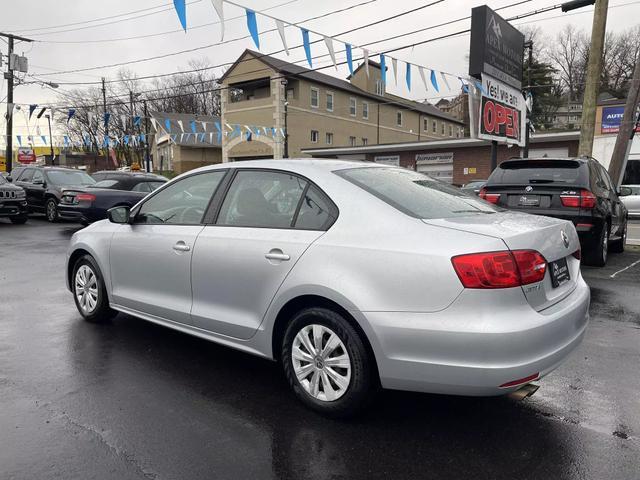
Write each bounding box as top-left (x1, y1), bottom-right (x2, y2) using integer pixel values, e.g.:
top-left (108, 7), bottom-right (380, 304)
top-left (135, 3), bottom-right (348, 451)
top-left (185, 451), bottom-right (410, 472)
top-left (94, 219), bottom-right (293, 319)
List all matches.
top-left (66, 160), bottom-right (590, 417)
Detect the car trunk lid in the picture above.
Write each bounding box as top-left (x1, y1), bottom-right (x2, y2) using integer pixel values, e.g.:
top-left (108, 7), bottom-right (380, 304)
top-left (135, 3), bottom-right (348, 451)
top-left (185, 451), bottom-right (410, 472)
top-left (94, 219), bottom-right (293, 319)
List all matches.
top-left (424, 212), bottom-right (580, 311)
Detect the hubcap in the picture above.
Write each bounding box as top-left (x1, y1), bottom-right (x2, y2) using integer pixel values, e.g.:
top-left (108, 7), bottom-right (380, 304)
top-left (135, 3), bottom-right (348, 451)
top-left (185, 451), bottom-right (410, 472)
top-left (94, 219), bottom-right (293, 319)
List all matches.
top-left (75, 265), bottom-right (98, 314)
top-left (292, 324), bottom-right (351, 402)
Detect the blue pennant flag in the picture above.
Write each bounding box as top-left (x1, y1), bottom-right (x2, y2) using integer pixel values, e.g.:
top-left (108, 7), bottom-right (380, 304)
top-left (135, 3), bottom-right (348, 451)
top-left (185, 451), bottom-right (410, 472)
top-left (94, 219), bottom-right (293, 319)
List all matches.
top-left (173, 0), bottom-right (187, 31)
top-left (103, 113), bottom-right (111, 127)
top-left (103, 136), bottom-right (109, 147)
top-left (271, 127), bottom-right (277, 137)
top-left (345, 44), bottom-right (354, 76)
top-left (430, 70), bottom-right (439, 92)
top-left (41, 135), bottom-right (47, 145)
top-left (29, 104), bottom-right (38, 120)
top-left (380, 54), bottom-right (386, 86)
top-left (63, 136), bottom-right (69, 147)
top-left (140, 134), bottom-right (146, 144)
top-left (198, 133), bottom-right (206, 143)
top-left (245, 9), bottom-right (259, 49)
top-left (83, 133), bottom-right (90, 147)
top-left (164, 118), bottom-right (172, 133)
top-left (458, 77), bottom-right (469, 94)
top-left (16, 135), bottom-right (21, 146)
top-left (301, 28), bottom-right (312, 67)
top-left (133, 116), bottom-right (141, 127)
top-left (123, 135), bottom-right (130, 146)
top-left (170, 134), bottom-right (178, 142)
top-left (233, 124), bottom-right (242, 139)
top-left (214, 121), bottom-right (222, 143)
top-left (406, 63), bottom-right (411, 91)
top-left (474, 80), bottom-right (485, 95)
top-left (67, 109), bottom-right (76, 123)
top-left (190, 120), bottom-right (197, 133)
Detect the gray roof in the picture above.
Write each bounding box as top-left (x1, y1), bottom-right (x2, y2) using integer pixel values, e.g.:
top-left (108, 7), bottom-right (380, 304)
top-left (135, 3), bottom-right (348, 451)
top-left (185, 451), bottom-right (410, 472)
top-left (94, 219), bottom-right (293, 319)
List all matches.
top-left (150, 111), bottom-right (221, 147)
top-left (222, 50), bottom-right (464, 125)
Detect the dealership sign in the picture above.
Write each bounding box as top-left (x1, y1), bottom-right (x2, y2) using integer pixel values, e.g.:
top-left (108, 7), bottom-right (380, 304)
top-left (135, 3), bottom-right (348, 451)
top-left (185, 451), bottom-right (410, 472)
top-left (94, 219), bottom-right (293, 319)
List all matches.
top-left (478, 74), bottom-right (526, 147)
top-left (601, 106), bottom-right (640, 134)
top-left (374, 155), bottom-right (400, 166)
top-left (469, 5), bottom-right (525, 89)
top-left (17, 148), bottom-right (37, 164)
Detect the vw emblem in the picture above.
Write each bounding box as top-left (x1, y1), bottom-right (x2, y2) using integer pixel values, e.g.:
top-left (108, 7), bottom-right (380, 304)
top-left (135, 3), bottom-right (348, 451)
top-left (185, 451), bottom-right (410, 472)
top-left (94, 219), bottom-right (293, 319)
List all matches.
top-left (525, 186), bottom-right (533, 192)
top-left (561, 230), bottom-right (570, 249)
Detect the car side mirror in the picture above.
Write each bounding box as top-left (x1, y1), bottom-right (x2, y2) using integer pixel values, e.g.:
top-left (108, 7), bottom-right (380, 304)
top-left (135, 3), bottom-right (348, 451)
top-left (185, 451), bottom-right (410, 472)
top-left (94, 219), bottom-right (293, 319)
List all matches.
top-left (33, 179), bottom-right (45, 186)
top-left (108, 206), bottom-right (131, 224)
top-left (619, 186), bottom-right (632, 197)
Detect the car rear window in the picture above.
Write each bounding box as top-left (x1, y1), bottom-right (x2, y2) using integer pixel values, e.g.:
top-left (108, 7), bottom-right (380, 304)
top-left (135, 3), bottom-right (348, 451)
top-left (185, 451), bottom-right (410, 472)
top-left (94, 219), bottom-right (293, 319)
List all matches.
top-left (336, 167), bottom-right (500, 219)
top-left (47, 170), bottom-right (96, 186)
top-left (93, 180), bottom-right (120, 189)
top-left (489, 159), bottom-right (587, 185)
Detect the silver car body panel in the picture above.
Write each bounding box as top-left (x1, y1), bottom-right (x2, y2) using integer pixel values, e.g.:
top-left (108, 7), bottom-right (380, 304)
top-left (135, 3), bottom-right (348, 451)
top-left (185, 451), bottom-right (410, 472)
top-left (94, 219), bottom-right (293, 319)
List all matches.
top-left (621, 186), bottom-right (640, 218)
top-left (66, 159), bottom-right (590, 396)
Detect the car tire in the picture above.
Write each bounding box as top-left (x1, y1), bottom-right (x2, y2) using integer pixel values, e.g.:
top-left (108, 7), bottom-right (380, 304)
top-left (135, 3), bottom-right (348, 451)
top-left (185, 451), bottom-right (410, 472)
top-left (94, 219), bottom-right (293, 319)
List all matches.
top-left (46, 198), bottom-right (59, 223)
top-left (72, 255), bottom-right (116, 323)
top-left (281, 307), bottom-right (375, 418)
top-left (586, 223), bottom-right (609, 267)
top-left (10, 215), bottom-right (28, 224)
top-left (610, 221), bottom-right (626, 254)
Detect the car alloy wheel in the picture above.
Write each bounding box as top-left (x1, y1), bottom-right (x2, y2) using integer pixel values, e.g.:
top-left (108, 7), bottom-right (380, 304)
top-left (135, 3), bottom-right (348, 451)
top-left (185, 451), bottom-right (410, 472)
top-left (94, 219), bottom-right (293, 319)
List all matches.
top-left (291, 324), bottom-right (352, 402)
top-left (602, 227), bottom-right (608, 263)
top-left (75, 264), bottom-right (99, 315)
top-left (46, 199), bottom-right (58, 222)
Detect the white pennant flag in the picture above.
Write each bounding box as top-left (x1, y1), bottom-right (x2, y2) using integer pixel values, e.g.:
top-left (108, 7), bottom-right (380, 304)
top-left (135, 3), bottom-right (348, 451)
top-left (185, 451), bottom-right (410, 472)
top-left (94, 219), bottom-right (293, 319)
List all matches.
top-left (323, 36), bottom-right (337, 70)
top-left (363, 49), bottom-right (369, 77)
top-left (201, 121), bottom-right (207, 131)
top-left (87, 112), bottom-right (95, 126)
top-left (276, 20), bottom-right (289, 55)
top-left (210, 132), bottom-right (214, 143)
top-left (210, 0), bottom-right (224, 40)
top-left (419, 66), bottom-right (429, 92)
top-left (263, 126), bottom-right (269, 135)
top-left (391, 58), bottom-right (398, 86)
top-left (121, 115), bottom-right (128, 129)
top-left (177, 120), bottom-right (184, 133)
top-left (225, 123), bottom-right (233, 131)
top-left (440, 72), bottom-right (451, 91)
top-left (150, 117), bottom-right (158, 131)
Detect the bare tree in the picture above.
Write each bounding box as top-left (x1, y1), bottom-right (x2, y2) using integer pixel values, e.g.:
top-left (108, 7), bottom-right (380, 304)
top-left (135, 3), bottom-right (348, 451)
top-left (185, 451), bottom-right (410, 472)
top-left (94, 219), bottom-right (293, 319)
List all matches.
top-left (548, 25), bottom-right (588, 101)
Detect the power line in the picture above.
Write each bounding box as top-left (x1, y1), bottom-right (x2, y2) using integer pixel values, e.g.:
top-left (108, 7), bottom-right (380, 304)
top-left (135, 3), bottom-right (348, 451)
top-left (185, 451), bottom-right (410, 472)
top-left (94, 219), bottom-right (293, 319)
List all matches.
top-left (32, 0), bottom-right (440, 78)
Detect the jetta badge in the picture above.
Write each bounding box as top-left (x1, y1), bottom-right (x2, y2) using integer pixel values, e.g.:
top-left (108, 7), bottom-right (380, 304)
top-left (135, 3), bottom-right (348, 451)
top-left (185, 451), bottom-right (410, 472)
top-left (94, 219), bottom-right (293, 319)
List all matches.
top-left (525, 186), bottom-right (533, 192)
top-left (561, 230), bottom-right (570, 248)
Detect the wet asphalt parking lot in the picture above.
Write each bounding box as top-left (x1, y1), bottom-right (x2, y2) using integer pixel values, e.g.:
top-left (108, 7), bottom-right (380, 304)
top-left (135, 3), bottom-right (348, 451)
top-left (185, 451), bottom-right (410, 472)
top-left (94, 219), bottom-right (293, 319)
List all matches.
top-left (1, 217), bottom-right (639, 480)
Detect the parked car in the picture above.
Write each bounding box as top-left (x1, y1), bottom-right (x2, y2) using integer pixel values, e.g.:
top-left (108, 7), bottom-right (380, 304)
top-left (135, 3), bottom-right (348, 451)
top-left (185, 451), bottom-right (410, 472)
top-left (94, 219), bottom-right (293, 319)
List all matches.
top-left (10, 166), bottom-right (96, 222)
top-left (67, 160), bottom-right (589, 417)
top-left (620, 185), bottom-right (640, 219)
top-left (460, 179), bottom-right (487, 195)
top-left (0, 173), bottom-right (28, 224)
top-left (58, 172), bottom-right (167, 225)
top-left (480, 157), bottom-right (628, 267)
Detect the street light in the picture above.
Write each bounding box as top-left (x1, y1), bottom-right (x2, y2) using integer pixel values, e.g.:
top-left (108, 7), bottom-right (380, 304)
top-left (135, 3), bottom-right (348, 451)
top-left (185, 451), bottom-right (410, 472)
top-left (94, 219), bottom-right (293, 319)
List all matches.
top-left (561, 0), bottom-right (596, 12)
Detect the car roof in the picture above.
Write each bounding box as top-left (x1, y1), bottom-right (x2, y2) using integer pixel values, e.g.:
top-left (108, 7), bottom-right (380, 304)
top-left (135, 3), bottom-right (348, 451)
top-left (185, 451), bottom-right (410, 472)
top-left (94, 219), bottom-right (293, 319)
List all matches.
top-left (187, 159), bottom-right (385, 177)
top-left (503, 157), bottom-right (589, 164)
top-left (93, 171), bottom-right (166, 179)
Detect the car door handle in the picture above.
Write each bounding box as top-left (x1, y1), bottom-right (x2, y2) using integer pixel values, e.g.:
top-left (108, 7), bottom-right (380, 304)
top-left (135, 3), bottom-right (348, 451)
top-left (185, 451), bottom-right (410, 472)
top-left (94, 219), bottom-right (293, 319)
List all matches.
top-left (173, 241), bottom-right (191, 252)
top-left (265, 249), bottom-right (290, 261)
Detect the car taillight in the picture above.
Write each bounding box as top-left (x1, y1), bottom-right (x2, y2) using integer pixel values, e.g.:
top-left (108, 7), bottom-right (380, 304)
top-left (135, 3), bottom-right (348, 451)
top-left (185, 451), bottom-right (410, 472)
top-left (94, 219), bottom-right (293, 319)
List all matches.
top-left (451, 250), bottom-right (547, 289)
top-left (560, 189), bottom-right (596, 209)
top-left (479, 188), bottom-right (500, 204)
top-left (76, 193), bottom-right (96, 202)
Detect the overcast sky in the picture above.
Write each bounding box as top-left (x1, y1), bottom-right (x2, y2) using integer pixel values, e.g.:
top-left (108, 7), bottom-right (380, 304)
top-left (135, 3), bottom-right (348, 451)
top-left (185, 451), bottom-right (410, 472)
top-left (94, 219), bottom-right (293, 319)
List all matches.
top-left (1, 0), bottom-right (639, 139)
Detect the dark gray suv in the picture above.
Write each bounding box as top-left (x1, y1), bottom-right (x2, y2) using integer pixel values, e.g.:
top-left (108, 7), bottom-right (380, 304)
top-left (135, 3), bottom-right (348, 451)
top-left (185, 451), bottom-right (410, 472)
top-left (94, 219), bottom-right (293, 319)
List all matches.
top-left (0, 174), bottom-right (28, 224)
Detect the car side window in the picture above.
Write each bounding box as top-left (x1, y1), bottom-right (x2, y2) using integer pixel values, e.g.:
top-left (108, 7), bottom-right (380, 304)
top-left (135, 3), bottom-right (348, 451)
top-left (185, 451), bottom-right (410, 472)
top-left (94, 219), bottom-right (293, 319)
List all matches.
top-left (32, 170), bottom-right (44, 184)
top-left (18, 169), bottom-right (34, 183)
top-left (294, 186), bottom-right (335, 230)
top-left (216, 170), bottom-right (307, 228)
top-left (135, 171), bottom-right (226, 225)
top-left (132, 182), bottom-right (151, 193)
top-left (599, 167), bottom-right (614, 193)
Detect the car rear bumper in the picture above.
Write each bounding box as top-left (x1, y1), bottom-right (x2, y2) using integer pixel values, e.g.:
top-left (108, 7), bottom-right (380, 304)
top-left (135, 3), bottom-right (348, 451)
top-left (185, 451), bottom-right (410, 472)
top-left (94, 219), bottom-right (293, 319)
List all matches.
top-left (363, 276), bottom-right (590, 396)
top-left (58, 205), bottom-right (105, 224)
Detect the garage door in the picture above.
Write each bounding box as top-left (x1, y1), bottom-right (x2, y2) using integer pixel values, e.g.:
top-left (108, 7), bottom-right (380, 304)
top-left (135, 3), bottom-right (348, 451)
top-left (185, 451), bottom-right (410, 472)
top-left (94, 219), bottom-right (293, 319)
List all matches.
top-left (416, 152), bottom-right (454, 183)
top-left (526, 147), bottom-right (569, 158)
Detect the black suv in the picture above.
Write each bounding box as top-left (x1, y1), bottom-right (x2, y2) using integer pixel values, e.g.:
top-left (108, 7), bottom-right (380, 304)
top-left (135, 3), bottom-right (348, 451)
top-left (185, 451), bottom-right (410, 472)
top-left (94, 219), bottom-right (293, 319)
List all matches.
top-left (10, 166), bottom-right (96, 222)
top-left (0, 173), bottom-right (28, 224)
top-left (481, 157), bottom-right (628, 266)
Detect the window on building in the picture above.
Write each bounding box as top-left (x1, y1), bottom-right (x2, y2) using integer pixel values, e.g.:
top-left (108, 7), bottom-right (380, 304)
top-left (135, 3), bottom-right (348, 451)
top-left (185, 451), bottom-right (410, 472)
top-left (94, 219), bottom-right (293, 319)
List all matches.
top-left (326, 92), bottom-right (334, 111)
top-left (397, 111), bottom-right (403, 126)
top-left (311, 87), bottom-right (319, 108)
top-left (350, 97), bottom-right (357, 116)
top-left (349, 136), bottom-right (357, 147)
top-left (423, 118), bottom-right (429, 131)
top-left (441, 123), bottom-right (445, 135)
top-left (363, 102), bottom-right (369, 119)
top-left (326, 132), bottom-right (333, 145)
top-left (449, 125), bottom-right (453, 137)
top-left (375, 79), bottom-right (384, 96)
top-left (432, 120), bottom-right (437, 133)
top-left (311, 130), bottom-right (319, 143)
top-left (362, 138), bottom-right (368, 146)
top-left (286, 87), bottom-right (295, 99)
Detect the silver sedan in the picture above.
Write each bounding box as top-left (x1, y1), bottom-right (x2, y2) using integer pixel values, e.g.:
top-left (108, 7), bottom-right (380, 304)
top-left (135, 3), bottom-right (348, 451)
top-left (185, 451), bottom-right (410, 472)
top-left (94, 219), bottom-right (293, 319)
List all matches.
top-left (66, 160), bottom-right (590, 417)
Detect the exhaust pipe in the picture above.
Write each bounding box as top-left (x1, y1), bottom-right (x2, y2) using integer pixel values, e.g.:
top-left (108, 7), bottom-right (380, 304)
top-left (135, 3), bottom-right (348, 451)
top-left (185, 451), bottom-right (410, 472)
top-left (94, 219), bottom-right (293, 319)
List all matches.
top-left (507, 383), bottom-right (540, 401)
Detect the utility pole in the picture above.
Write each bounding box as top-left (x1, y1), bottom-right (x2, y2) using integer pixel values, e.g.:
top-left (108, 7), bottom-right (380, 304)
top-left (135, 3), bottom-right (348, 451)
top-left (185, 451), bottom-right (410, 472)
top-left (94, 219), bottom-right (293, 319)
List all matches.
top-left (45, 113), bottom-right (54, 165)
top-left (523, 41), bottom-right (533, 158)
top-left (578, 0), bottom-right (608, 157)
top-left (1, 32), bottom-right (33, 173)
top-left (129, 90), bottom-right (135, 165)
top-left (101, 77), bottom-right (109, 166)
top-left (607, 50), bottom-right (640, 187)
top-left (143, 100), bottom-right (151, 172)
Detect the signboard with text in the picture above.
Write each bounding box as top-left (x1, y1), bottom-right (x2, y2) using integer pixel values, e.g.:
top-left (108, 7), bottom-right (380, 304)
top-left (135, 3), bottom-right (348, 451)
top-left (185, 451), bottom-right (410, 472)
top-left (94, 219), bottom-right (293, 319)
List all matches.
top-left (17, 148), bottom-right (37, 164)
top-left (478, 74), bottom-right (526, 147)
top-left (374, 155), bottom-right (400, 166)
top-left (415, 152), bottom-right (453, 164)
top-left (469, 5), bottom-right (524, 89)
